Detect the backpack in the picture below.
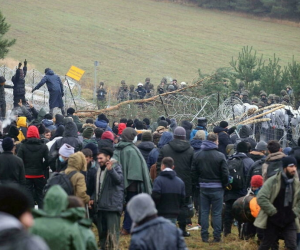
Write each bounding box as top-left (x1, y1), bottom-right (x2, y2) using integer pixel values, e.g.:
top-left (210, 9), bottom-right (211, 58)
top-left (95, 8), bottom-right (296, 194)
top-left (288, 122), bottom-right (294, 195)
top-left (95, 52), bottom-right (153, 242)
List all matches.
top-left (228, 156), bottom-right (245, 190)
top-left (250, 159), bottom-right (264, 178)
top-left (43, 171), bottom-right (77, 196)
top-left (266, 160), bottom-right (282, 179)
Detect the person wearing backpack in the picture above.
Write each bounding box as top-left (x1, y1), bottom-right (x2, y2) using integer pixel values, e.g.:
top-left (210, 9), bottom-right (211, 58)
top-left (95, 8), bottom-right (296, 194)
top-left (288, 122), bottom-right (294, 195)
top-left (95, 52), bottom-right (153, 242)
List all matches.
top-left (224, 141), bottom-right (254, 237)
top-left (262, 140), bottom-right (286, 181)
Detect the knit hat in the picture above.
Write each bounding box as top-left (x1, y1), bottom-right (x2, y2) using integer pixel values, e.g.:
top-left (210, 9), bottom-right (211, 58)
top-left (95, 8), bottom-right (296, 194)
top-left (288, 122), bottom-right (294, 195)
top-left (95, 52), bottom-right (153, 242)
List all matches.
top-left (173, 126), bottom-right (186, 139)
top-left (37, 124), bottom-right (46, 135)
top-left (283, 147), bottom-right (292, 155)
top-left (282, 156), bottom-right (297, 169)
top-left (118, 123), bottom-right (127, 135)
top-left (0, 184), bottom-right (31, 219)
top-left (251, 175), bottom-right (263, 188)
top-left (27, 125), bottom-right (40, 139)
top-left (67, 108), bottom-right (75, 115)
top-left (127, 193), bottom-right (157, 224)
top-left (86, 118), bottom-right (94, 124)
top-left (143, 118), bottom-right (150, 126)
top-left (142, 131), bottom-right (153, 142)
top-left (99, 147), bottom-right (113, 158)
top-left (44, 113), bottom-right (53, 120)
top-left (193, 130), bottom-right (206, 140)
top-left (220, 121), bottom-right (228, 128)
top-left (255, 141), bottom-right (267, 151)
top-left (158, 120), bottom-right (168, 128)
top-left (0, 76), bottom-right (6, 84)
top-left (82, 127), bottom-right (94, 139)
top-left (8, 126), bottom-right (19, 140)
top-left (98, 113), bottom-right (109, 123)
top-left (59, 143), bottom-right (75, 158)
top-left (2, 137), bottom-right (14, 151)
top-left (101, 131), bottom-right (114, 141)
top-left (122, 128), bottom-right (137, 142)
top-left (236, 141), bottom-right (248, 153)
top-left (84, 143), bottom-right (98, 157)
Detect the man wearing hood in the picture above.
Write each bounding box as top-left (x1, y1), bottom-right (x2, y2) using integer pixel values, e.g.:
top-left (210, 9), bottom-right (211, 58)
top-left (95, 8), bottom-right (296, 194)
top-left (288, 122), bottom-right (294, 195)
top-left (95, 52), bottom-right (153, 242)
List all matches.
top-left (11, 60), bottom-right (27, 107)
top-left (42, 114), bottom-right (56, 131)
top-left (113, 127), bottom-right (152, 235)
top-left (0, 185), bottom-right (49, 250)
top-left (157, 126), bottom-right (194, 237)
top-left (32, 68), bottom-right (65, 116)
top-left (192, 133), bottom-right (228, 243)
top-left (181, 120), bottom-right (193, 141)
top-left (30, 185), bottom-right (85, 250)
top-left (137, 131), bottom-right (155, 162)
top-left (95, 113), bottom-right (112, 131)
top-left (17, 125), bottom-right (49, 208)
top-left (213, 121), bottom-right (235, 156)
top-left (66, 107), bottom-right (82, 131)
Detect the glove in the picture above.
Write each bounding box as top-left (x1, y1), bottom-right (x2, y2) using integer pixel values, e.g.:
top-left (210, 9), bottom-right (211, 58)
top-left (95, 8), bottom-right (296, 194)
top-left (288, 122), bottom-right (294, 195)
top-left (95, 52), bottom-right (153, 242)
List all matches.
top-left (61, 92), bottom-right (64, 97)
top-left (24, 59), bottom-right (27, 66)
top-left (32, 88), bottom-right (36, 93)
top-left (18, 62), bottom-right (22, 68)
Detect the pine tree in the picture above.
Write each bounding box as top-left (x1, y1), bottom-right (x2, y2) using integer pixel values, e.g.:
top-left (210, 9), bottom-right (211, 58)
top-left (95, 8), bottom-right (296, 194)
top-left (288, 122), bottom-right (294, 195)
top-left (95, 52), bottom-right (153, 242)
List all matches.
top-left (0, 10), bottom-right (16, 59)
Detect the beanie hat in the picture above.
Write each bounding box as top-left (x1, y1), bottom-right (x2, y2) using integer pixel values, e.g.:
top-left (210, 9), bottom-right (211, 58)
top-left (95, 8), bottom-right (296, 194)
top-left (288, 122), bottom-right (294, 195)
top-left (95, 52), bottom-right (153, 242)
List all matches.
top-left (101, 131), bottom-right (114, 141)
top-left (27, 125), bottom-right (40, 139)
top-left (122, 128), bottom-right (137, 142)
top-left (118, 123), bottom-right (127, 135)
top-left (236, 141), bottom-right (249, 153)
top-left (82, 127), bottom-right (94, 139)
top-left (127, 193), bottom-right (157, 224)
top-left (143, 118), bottom-right (150, 126)
top-left (220, 121), bottom-right (228, 128)
top-left (173, 126), bottom-right (186, 139)
top-left (255, 141), bottom-right (267, 151)
top-left (197, 117), bottom-right (207, 127)
top-left (194, 130), bottom-right (206, 140)
top-left (44, 113), bottom-right (53, 120)
top-left (8, 126), bottom-right (19, 141)
top-left (158, 120), bottom-right (168, 128)
top-left (99, 147), bottom-right (114, 158)
top-left (283, 147), bottom-right (292, 155)
top-left (67, 108), bottom-right (75, 115)
top-left (86, 118), bottom-right (94, 124)
top-left (250, 175), bottom-right (263, 188)
top-left (282, 156), bottom-right (297, 169)
top-left (0, 76), bottom-right (6, 84)
top-left (98, 113), bottom-right (109, 123)
top-left (142, 131), bottom-right (153, 142)
top-left (59, 143), bottom-right (75, 158)
top-left (37, 124), bottom-right (46, 135)
top-left (0, 184), bottom-right (31, 219)
top-left (84, 143), bottom-right (98, 157)
top-left (2, 137), bottom-right (14, 151)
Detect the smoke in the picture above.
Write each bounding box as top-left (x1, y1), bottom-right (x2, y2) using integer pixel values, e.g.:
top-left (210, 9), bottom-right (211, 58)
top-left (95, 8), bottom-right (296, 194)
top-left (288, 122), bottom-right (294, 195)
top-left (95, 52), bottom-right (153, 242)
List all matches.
top-left (0, 110), bottom-right (17, 134)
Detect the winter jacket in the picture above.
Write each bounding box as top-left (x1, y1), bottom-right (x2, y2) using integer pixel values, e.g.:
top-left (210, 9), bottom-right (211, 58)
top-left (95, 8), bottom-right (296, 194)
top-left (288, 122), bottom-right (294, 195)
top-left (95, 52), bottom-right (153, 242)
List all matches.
top-left (129, 217), bottom-right (187, 250)
top-left (84, 161), bottom-right (98, 196)
top-left (0, 212), bottom-right (49, 250)
top-left (249, 151), bottom-right (265, 162)
top-left (190, 126), bottom-right (207, 141)
top-left (213, 126), bottom-right (232, 156)
top-left (67, 114), bottom-right (82, 131)
top-left (17, 138), bottom-right (49, 176)
top-left (82, 138), bottom-right (98, 148)
top-left (55, 114), bottom-right (65, 129)
top-left (0, 152), bottom-right (25, 185)
top-left (0, 84), bottom-right (13, 103)
top-left (192, 140), bottom-right (228, 189)
top-left (157, 139), bottom-right (194, 197)
top-left (29, 107), bottom-right (45, 125)
top-left (181, 120), bottom-right (193, 141)
top-left (30, 186), bottom-right (86, 250)
top-left (113, 141), bottom-right (152, 195)
top-left (12, 66), bottom-right (27, 96)
top-left (80, 123), bottom-right (97, 133)
top-left (246, 157), bottom-right (266, 188)
top-left (64, 152), bottom-right (90, 204)
top-left (289, 146), bottom-right (300, 177)
top-left (42, 119), bottom-right (56, 131)
top-left (98, 138), bottom-right (114, 151)
top-left (93, 160), bottom-right (124, 213)
top-left (238, 125), bottom-right (257, 150)
top-left (262, 151), bottom-right (286, 181)
top-left (34, 70), bottom-right (64, 109)
top-left (152, 170), bottom-right (185, 218)
top-left (147, 148), bottom-right (159, 169)
top-left (137, 141), bottom-right (156, 162)
top-left (94, 119), bottom-right (112, 131)
top-left (190, 139), bottom-right (202, 153)
top-left (254, 172), bottom-right (300, 232)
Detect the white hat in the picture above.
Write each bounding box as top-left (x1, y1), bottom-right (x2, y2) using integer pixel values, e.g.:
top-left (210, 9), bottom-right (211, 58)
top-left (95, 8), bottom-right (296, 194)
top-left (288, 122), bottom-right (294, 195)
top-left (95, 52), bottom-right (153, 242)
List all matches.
top-left (181, 82), bottom-right (186, 85)
top-left (137, 83), bottom-right (143, 86)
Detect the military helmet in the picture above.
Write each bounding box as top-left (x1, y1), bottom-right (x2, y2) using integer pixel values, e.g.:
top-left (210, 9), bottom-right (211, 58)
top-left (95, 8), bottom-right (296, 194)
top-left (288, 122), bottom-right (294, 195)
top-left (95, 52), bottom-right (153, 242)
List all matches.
top-left (121, 80), bottom-right (126, 84)
top-left (129, 84), bottom-right (135, 90)
top-left (268, 94), bottom-right (274, 100)
top-left (280, 90), bottom-right (287, 96)
top-left (260, 91), bottom-right (267, 97)
top-left (286, 85), bottom-right (292, 89)
top-left (180, 82), bottom-right (187, 86)
top-left (137, 82), bottom-right (143, 86)
top-left (274, 95), bottom-right (280, 102)
top-left (167, 84), bottom-right (175, 90)
top-left (145, 77), bottom-right (150, 82)
top-left (123, 84), bottom-right (128, 89)
top-left (99, 82), bottom-right (104, 86)
top-left (252, 97), bottom-right (259, 103)
top-left (239, 81), bottom-right (245, 87)
top-left (257, 102), bottom-right (265, 108)
top-left (241, 92), bottom-right (248, 97)
top-left (283, 95), bottom-right (290, 101)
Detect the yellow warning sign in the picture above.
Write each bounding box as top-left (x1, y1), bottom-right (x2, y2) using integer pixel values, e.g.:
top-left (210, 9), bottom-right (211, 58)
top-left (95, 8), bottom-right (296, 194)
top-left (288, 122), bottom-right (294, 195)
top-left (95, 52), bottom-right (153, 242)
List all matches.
top-left (66, 66), bottom-right (85, 81)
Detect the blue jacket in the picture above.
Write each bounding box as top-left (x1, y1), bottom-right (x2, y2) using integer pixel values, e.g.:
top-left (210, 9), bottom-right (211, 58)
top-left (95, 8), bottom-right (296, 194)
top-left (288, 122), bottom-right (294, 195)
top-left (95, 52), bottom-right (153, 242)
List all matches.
top-left (94, 120), bottom-right (112, 132)
top-left (190, 126), bottom-right (207, 141)
top-left (190, 139), bottom-right (202, 153)
top-left (129, 217), bottom-right (187, 250)
top-left (42, 119), bottom-right (56, 131)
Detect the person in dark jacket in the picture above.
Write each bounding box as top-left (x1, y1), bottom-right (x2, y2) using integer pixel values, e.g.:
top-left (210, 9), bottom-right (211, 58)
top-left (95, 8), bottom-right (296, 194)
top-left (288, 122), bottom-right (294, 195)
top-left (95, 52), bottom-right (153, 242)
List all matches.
top-left (190, 130), bottom-right (205, 153)
top-left (67, 107), bottom-right (82, 131)
top-left (0, 185), bottom-right (49, 250)
top-left (55, 113), bottom-right (65, 129)
top-left (289, 137), bottom-right (300, 178)
top-left (94, 127), bottom-right (104, 144)
top-left (157, 126), bottom-right (194, 237)
top-left (17, 126), bottom-right (49, 208)
top-left (0, 137), bottom-right (25, 186)
top-left (237, 125), bottom-right (257, 150)
top-left (128, 193), bottom-right (187, 250)
top-left (181, 120), bottom-right (193, 141)
top-left (12, 60), bottom-right (27, 107)
top-left (95, 113), bottom-right (112, 131)
top-left (213, 121), bottom-right (235, 156)
top-left (49, 121), bottom-right (82, 172)
top-left (190, 117), bottom-right (208, 141)
top-left (98, 131), bottom-right (114, 151)
top-left (192, 133), bottom-right (229, 242)
top-left (32, 68), bottom-right (65, 115)
top-left (0, 76), bottom-right (13, 119)
top-left (223, 141), bottom-right (254, 237)
top-left (152, 157), bottom-right (185, 223)
top-left (249, 141), bottom-right (267, 162)
top-left (137, 131), bottom-right (155, 162)
top-left (89, 147), bottom-right (124, 249)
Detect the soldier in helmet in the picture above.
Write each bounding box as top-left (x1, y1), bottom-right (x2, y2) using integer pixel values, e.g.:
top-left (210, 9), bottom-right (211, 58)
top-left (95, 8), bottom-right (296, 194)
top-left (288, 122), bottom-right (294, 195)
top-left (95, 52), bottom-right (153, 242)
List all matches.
top-left (129, 85), bottom-right (138, 100)
top-left (96, 82), bottom-right (107, 109)
top-left (251, 97), bottom-right (259, 105)
top-left (118, 84), bottom-right (129, 103)
top-left (274, 95), bottom-right (280, 104)
top-left (135, 83), bottom-right (147, 99)
top-left (172, 79), bottom-right (178, 90)
top-left (144, 77), bottom-right (151, 91)
top-left (286, 85), bottom-right (294, 106)
top-left (234, 91), bottom-right (240, 98)
top-left (179, 82), bottom-right (187, 89)
top-left (260, 91), bottom-right (268, 104)
top-left (157, 80), bottom-right (166, 95)
top-left (145, 83), bottom-right (154, 99)
top-left (267, 94), bottom-right (274, 105)
top-left (280, 90), bottom-right (287, 101)
top-left (282, 95), bottom-right (290, 104)
top-left (241, 92), bottom-right (250, 103)
top-left (166, 84), bottom-right (175, 92)
top-left (238, 81), bottom-right (245, 93)
top-left (117, 80), bottom-right (126, 101)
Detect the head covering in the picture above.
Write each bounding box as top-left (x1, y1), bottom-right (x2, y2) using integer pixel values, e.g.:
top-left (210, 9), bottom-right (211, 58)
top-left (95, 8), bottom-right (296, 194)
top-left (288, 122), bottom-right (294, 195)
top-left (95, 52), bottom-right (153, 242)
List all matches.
top-left (255, 141), bottom-right (267, 151)
top-left (0, 76), bottom-right (6, 84)
top-left (173, 126), bottom-right (186, 139)
top-left (0, 184), bottom-right (31, 219)
top-left (127, 193), bottom-right (157, 224)
top-left (220, 121), bottom-right (228, 128)
top-left (2, 137), bottom-right (14, 151)
top-left (118, 123), bottom-right (127, 135)
top-left (98, 113), bottom-right (109, 123)
top-left (84, 143), bottom-right (98, 157)
top-left (59, 143), bottom-right (75, 158)
top-left (158, 132), bottom-right (173, 148)
top-left (197, 117), bottom-right (207, 128)
top-left (158, 120), bottom-right (168, 128)
top-left (7, 126), bottom-right (19, 141)
top-left (37, 124), bottom-right (46, 135)
top-left (194, 130), bottom-right (206, 140)
top-left (283, 147), bottom-right (292, 156)
top-left (82, 127), bottom-right (94, 139)
top-left (236, 141), bottom-right (248, 153)
top-left (282, 156), bottom-right (297, 169)
top-left (251, 175), bottom-right (263, 188)
top-left (143, 118), bottom-right (150, 126)
top-left (135, 121), bottom-right (144, 130)
top-left (27, 125), bottom-right (40, 139)
top-left (153, 133), bottom-right (162, 146)
top-left (141, 131), bottom-right (152, 142)
top-left (99, 147), bottom-right (114, 158)
top-left (122, 128), bottom-right (137, 142)
top-left (67, 108), bottom-right (75, 115)
top-left (86, 118), bottom-right (94, 124)
top-left (68, 151), bottom-right (87, 171)
top-left (52, 126), bottom-right (64, 139)
top-left (101, 131), bottom-right (114, 141)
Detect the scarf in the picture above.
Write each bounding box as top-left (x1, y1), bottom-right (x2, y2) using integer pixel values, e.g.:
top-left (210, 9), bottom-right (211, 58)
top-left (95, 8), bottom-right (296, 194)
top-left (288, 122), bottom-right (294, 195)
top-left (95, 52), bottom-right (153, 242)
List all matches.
top-left (281, 171), bottom-right (294, 207)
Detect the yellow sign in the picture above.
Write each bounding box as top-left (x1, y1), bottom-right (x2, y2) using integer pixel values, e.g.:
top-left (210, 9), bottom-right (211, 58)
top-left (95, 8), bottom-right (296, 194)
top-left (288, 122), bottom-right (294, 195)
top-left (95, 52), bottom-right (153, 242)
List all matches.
top-left (66, 65), bottom-right (85, 81)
